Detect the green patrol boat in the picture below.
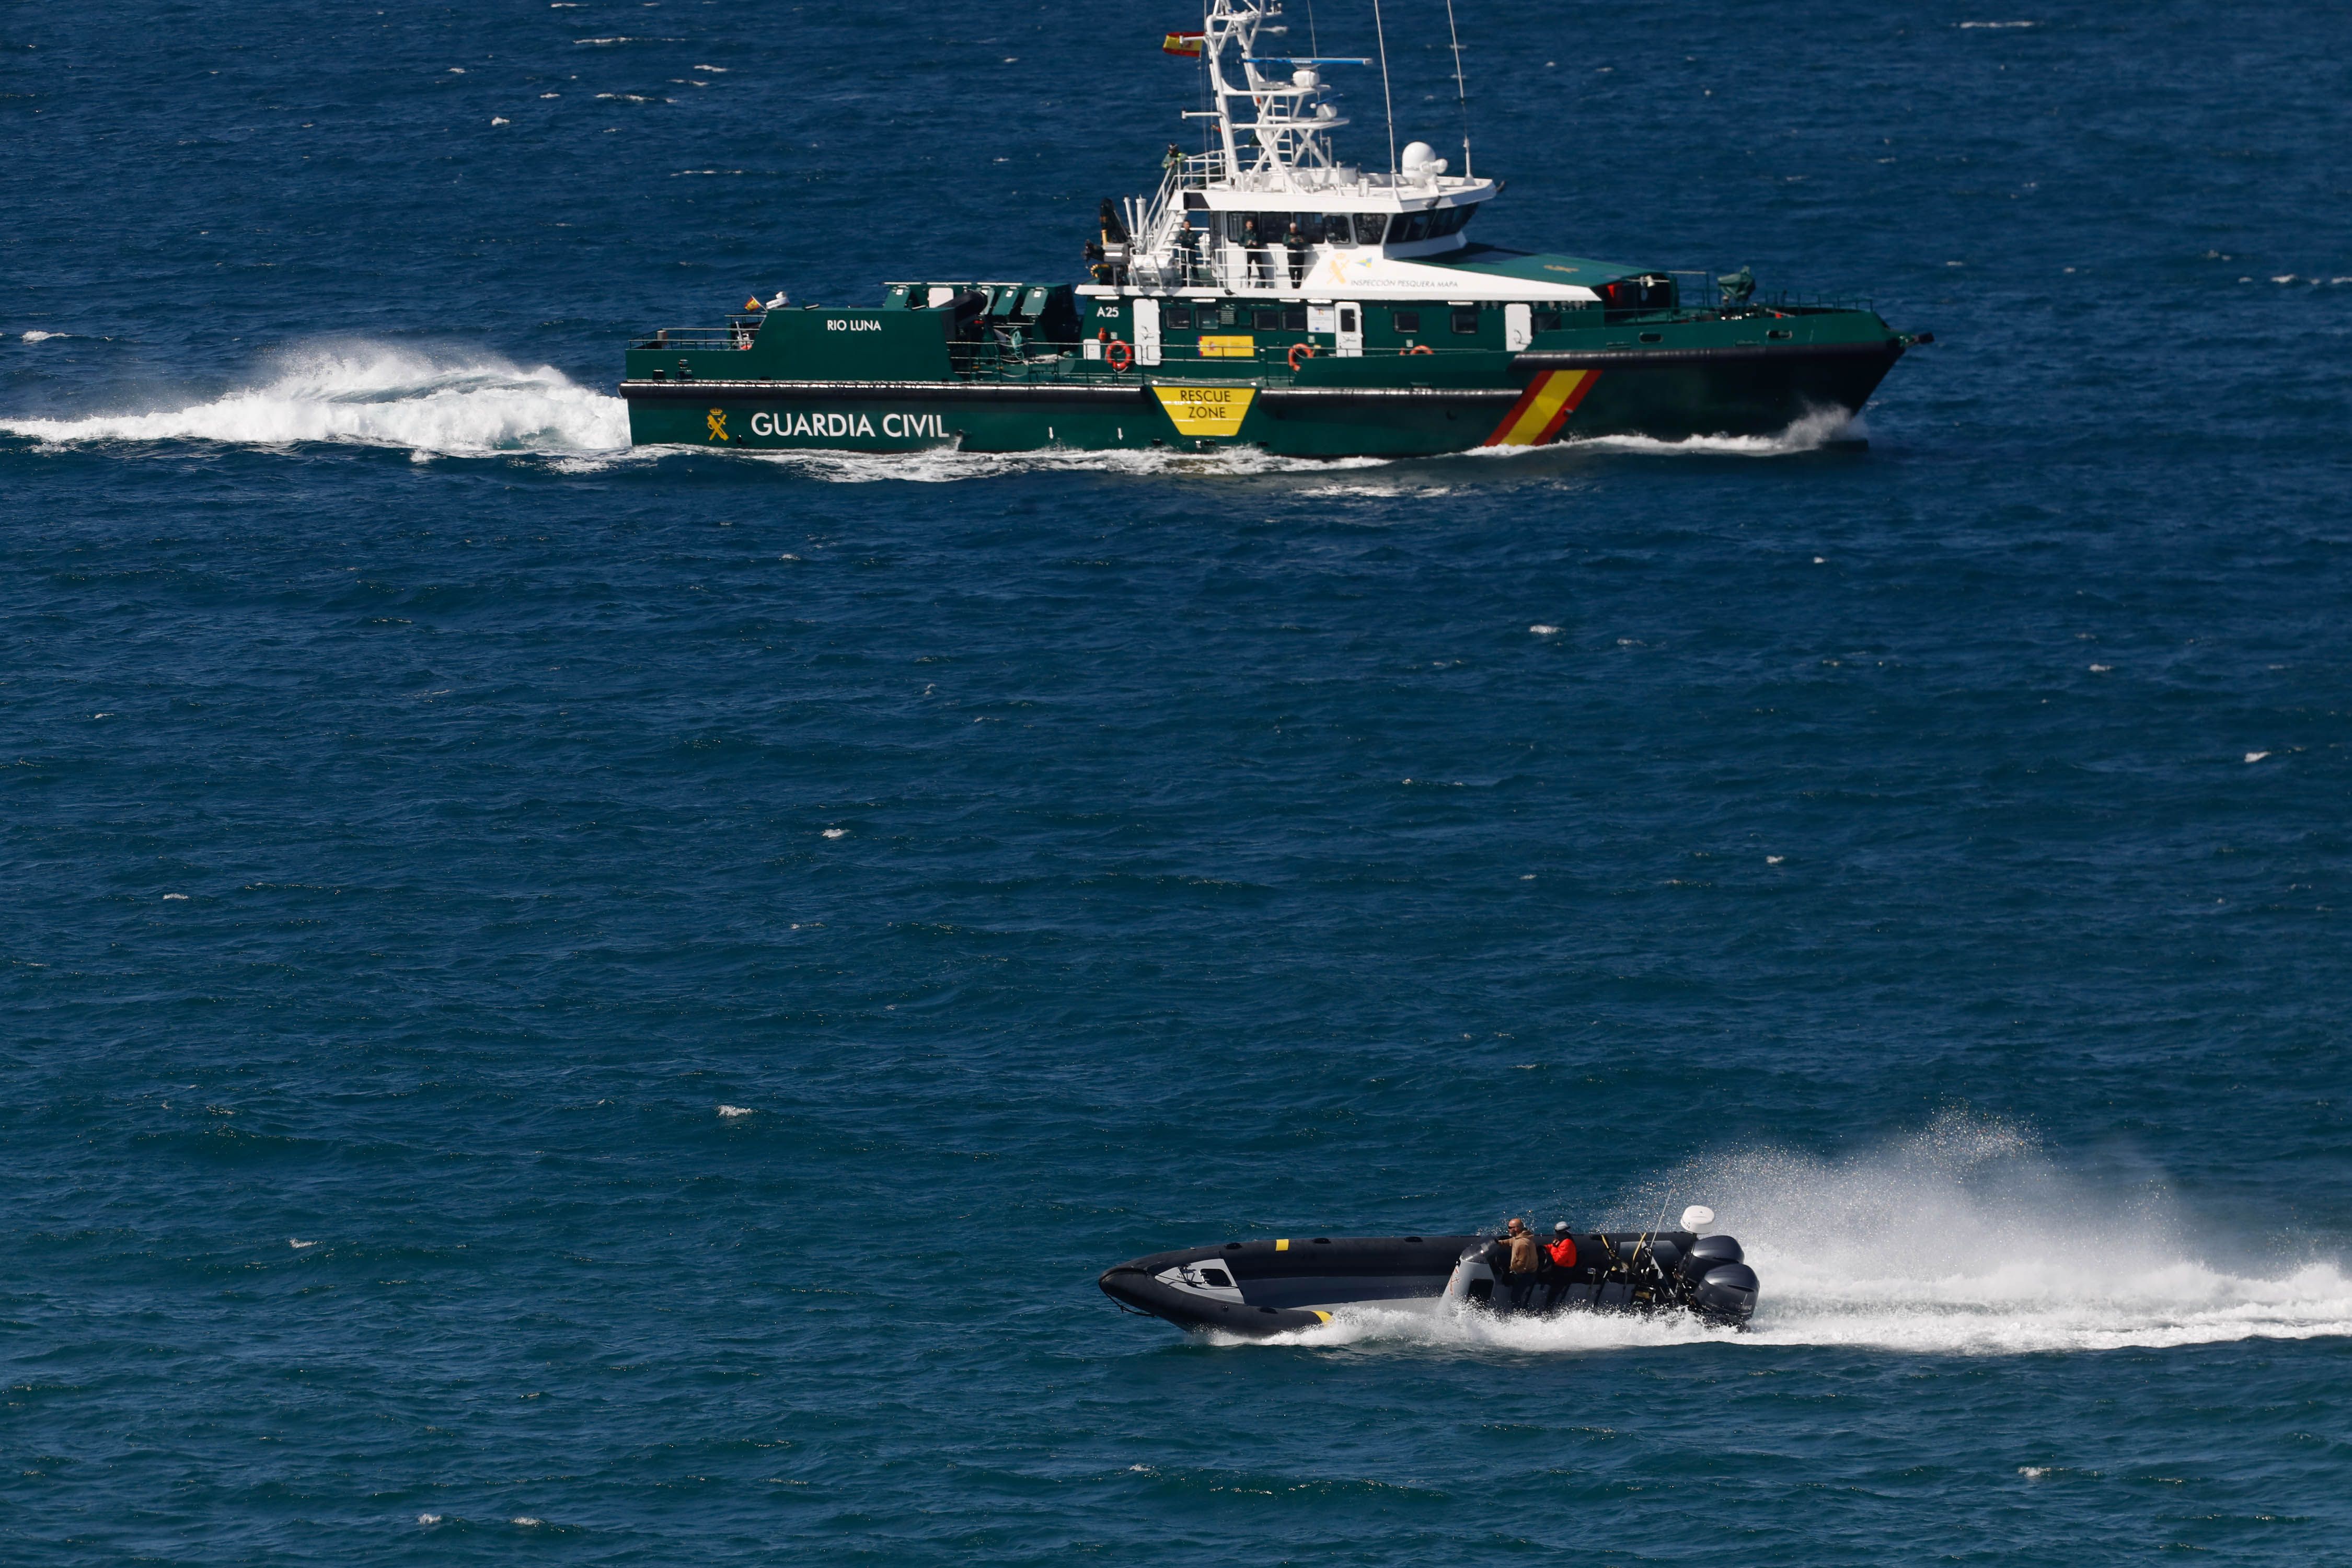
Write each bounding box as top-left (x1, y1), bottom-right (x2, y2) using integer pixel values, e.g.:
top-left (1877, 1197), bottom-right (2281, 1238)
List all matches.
top-left (620, 0), bottom-right (1926, 459)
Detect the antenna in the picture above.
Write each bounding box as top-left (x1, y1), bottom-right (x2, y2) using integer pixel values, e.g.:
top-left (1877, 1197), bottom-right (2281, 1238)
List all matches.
top-left (1371, 0), bottom-right (1397, 176)
top-left (1443, 0), bottom-right (1470, 178)
top-left (1305, 0), bottom-right (1320, 56)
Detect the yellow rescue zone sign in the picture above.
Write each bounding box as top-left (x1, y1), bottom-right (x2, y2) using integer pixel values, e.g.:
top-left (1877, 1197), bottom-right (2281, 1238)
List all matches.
top-left (1154, 385), bottom-right (1255, 437)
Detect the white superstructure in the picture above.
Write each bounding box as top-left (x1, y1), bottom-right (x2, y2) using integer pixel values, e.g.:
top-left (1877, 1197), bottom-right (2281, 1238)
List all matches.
top-left (1097, 0), bottom-right (1597, 305)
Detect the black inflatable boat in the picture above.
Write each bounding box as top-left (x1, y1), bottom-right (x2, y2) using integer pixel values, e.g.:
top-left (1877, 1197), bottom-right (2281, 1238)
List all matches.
top-left (1099, 1215), bottom-right (1758, 1339)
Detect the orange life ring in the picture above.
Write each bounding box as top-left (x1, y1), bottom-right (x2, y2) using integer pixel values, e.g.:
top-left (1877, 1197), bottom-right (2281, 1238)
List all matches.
top-left (1105, 338), bottom-right (1134, 373)
top-left (1406, 343), bottom-right (1434, 355)
top-left (1287, 341), bottom-right (1317, 372)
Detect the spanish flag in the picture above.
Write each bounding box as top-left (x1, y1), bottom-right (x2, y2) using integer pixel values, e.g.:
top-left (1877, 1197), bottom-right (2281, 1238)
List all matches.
top-left (1162, 30), bottom-right (1204, 56)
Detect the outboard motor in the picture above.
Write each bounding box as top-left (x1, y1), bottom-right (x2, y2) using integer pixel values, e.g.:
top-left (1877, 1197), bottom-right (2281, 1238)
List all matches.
top-left (1689, 1262), bottom-right (1759, 1327)
top-left (1671, 1233), bottom-right (1757, 1327)
top-left (1676, 1233), bottom-right (1743, 1283)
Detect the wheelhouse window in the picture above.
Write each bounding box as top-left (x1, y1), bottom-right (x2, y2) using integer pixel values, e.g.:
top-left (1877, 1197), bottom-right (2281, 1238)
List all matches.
top-left (1450, 306), bottom-right (1480, 335)
top-left (1532, 309), bottom-right (1564, 332)
top-left (1164, 306), bottom-right (1193, 329)
top-left (1392, 309), bottom-right (1422, 333)
top-left (1385, 205), bottom-right (1476, 244)
top-left (1598, 274), bottom-right (1678, 311)
top-left (1211, 212), bottom-right (1398, 246)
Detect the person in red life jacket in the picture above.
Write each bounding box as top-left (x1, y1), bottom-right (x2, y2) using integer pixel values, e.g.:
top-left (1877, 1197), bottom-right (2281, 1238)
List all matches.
top-left (1542, 1222), bottom-right (1579, 1308)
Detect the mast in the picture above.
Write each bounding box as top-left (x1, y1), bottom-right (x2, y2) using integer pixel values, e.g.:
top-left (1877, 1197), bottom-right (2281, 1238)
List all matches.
top-left (1443, 0), bottom-right (1471, 178)
top-left (1116, 0), bottom-right (1500, 292)
top-left (1197, 0), bottom-right (1355, 191)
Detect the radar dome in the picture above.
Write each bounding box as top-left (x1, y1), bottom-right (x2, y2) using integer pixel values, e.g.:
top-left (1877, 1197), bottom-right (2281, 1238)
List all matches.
top-left (1400, 140), bottom-right (1437, 172)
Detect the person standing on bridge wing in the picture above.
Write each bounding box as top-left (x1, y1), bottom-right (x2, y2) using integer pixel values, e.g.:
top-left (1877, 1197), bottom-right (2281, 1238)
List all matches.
top-left (1503, 1217), bottom-right (1542, 1309)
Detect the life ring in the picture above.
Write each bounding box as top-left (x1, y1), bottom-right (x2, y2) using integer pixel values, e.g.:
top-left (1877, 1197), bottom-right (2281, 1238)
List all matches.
top-left (1406, 343), bottom-right (1434, 355)
top-left (1287, 341), bottom-right (1317, 372)
top-left (1105, 338), bottom-right (1134, 373)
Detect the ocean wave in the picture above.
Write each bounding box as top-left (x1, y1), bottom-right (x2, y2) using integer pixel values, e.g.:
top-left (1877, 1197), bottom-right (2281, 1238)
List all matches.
top-left (1231, 1117), bottom-right (2352, 1357)
top-left (0, 343), bottom-right (629, 457)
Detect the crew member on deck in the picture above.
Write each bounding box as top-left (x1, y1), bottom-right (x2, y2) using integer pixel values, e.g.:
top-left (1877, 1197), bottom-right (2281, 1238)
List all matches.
top-left (1243, 215), bottom-right (1273, 287)
top-left (1543, 1222), bottom-right (1579, 1308)
top-left (1503, 1217), bottom-right (1541, 1309)
top-left (1097, 199), bottom-right (1128, 286)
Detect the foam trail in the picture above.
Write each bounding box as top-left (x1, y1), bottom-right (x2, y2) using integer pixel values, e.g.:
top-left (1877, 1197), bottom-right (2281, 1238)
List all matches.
top-left (1576, 405), bottom-right (1866, 457)
top-left (707, 443), bottom-right (1396, 486)
top-left (1235, 1117), bottom-right (2352, 1357)
top-left (1, 343), bottom-right (629, 457)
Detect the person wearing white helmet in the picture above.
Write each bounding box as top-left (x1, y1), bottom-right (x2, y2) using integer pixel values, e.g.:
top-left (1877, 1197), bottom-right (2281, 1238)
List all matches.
top-left (1541, 1221), bottom-right (1580, 1308)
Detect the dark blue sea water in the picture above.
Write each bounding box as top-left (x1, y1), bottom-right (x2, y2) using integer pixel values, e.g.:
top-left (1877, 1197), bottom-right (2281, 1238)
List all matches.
top-left (6, 2), bottom-right (2351, 1561)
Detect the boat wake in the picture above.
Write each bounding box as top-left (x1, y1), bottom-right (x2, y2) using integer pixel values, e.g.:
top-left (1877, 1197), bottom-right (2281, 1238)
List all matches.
top-left (1226, 1117), bottom-right (2352, 1357)
top-left (4, 339), bottom-right (1865, 472)
top-left (711, 443), bottom-right (1396, 484)
top-left (0, 343), bottom-right (630, 458)
top-left (1571, 404), bottom-right (1866, 457)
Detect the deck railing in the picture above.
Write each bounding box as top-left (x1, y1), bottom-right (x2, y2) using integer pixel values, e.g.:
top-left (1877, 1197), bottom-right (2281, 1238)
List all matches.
top-left (628, 324), bottom-right (760, 351)
top-left (943, 338), bottom-right (1512, 385)
top-left (1125, 243), bottom-right (1330, 293)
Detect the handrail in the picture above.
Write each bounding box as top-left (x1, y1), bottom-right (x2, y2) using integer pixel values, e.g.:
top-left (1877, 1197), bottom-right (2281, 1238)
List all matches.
top-left (630, 319), bottom-right (767, 344)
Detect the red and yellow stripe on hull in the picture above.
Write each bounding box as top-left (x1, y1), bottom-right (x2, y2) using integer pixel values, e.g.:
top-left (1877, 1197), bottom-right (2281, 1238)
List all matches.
top-left (1482, 368), bottom-right (1600, 447)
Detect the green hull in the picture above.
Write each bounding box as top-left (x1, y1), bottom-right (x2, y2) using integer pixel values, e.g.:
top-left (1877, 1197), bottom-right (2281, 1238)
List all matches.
top-left (621, 267), bottom-right (1913, 459)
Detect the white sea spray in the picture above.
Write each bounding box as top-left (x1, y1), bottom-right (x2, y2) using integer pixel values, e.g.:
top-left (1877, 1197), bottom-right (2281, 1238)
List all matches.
top-left (0, 342), bottom-right (629, 456)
